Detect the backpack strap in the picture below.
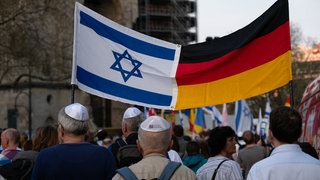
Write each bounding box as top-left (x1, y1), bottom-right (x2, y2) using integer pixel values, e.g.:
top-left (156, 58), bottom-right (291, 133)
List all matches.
top-left (211, 159), bottom-right (229, 180)
top-left (158, 161), bottom-right (181, 180)
top-left (116, 138), bottom-right (128, 148)
top-left (116, 167), bottom-right (138, 180)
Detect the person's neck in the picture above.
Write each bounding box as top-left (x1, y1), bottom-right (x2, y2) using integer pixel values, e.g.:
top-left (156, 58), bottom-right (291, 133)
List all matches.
top-left (4, 145), bottom-right (18, 151)
top-left (246, 143), bottom-right (256, 148)
top-left (218, 151), bottom-right (229, 157)
top-left (271, 139), bottom-right (290, 148)
top-left (62, 134), bottom-right (85, 143)
top-left (123, 131), bottom-right (136, 139)
top-left (143, 148), bottom-right (166, 157)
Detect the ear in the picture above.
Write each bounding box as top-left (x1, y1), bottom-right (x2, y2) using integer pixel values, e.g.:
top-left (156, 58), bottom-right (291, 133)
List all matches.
top-left (136, 139), bottom-right (143, 155)
top-left (268, 129), bottom-right (274, 141)
top-left (3, 137), bottom-right (9, 146)
top-left (168, 139), bottom-right (173, 151)
top-left (58, 124), bottom-right (65, 138)
top-left (123, 123), bottom-right (128, 133)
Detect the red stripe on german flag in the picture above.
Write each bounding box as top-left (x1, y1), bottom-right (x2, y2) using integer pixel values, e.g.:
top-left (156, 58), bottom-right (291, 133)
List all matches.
top-left (174, 0), bottom-right (291, 110)
top-left (176, 22), bottom-right (290, 85)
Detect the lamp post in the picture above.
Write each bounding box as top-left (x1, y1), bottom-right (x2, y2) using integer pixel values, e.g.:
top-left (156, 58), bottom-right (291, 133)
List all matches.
top-left (28, 70), bottom-right (32, 139)
top-left (14, 90), bottom-right (31, 138)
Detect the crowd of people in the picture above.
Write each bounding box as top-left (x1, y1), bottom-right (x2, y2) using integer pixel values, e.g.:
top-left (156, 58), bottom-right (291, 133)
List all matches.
top-left (0, 103), bottom-right (319, 180)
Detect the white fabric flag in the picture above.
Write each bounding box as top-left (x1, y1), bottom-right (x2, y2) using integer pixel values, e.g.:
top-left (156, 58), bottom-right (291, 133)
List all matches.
top-left (261, 98), bottom-right (271, 140)
top-left (235, 100), bottom-right (253, 135)
top-left (256, 108), bottom-right (263, 135)
top-left (264, 98), bottom-right (271, 119)
top-left (72, 2), bottom-right (180, 109)
top-left (203, 106), bottom-right (222, 126)
top-left (222, 104), bottom-right (228, 126)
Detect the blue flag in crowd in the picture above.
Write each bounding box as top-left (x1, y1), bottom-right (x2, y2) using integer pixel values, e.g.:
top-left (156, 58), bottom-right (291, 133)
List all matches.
top-left (235, 100), bottom-right (253, 135)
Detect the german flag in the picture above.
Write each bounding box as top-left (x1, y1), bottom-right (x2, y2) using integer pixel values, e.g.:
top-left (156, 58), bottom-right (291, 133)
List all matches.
top-left (175, 0), bottom-right (292, 110)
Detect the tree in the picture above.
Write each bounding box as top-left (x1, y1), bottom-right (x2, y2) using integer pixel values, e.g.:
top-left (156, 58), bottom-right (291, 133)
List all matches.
top-left (0, 0), bottom-right (77, 87)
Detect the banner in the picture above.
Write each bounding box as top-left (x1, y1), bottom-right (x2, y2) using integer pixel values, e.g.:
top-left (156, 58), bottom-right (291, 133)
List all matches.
top-left (73, 1), bottom-right (291, 110)
top-left (184, 108), bottom-right (205, 134)
top-left (72, 2), bottom-right (180, 110)
top-left (175, 0), bottom-right (291, 109)
top-left (235, 100), bottom-right (253, 135)
top-left (203, 106), bottom-right (222, 126)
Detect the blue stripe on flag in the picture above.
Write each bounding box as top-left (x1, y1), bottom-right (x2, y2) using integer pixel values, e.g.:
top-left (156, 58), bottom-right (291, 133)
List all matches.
top-left (195, 108), bottom-right (205, 127)
top-left (80, 11), bottom-right (176, 61)
top-left (235, 101), bottom-right (242, 130)
top-left (77, 66), bottom-right (172, 106)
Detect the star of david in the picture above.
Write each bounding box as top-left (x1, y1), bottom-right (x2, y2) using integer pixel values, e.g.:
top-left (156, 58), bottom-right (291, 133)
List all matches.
top-left (110, 50), bottom-right (143, 82)
top-left (243, 107), bottom-right (251, 118)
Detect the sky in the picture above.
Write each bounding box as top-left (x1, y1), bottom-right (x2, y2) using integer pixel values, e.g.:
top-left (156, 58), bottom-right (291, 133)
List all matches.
top-left (197, 0), bottom-right (320, 44)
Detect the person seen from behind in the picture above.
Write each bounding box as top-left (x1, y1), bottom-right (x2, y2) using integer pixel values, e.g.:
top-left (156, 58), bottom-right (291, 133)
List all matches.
top-left (108, 107), bottom-right (145, 168)
top-left (173, 125), bottom-right (188, 158)
top-left (112, 116), bottom-right (196, 180)
top-left (236, 130), bottom-right (266, 179)
top-left (0, 125), bottom-right (59, 180)
top-left (247, 106), bottom-right (320, 180)
top-left (196, 126), bottom-right (243, 180)
top-left (31, 103), bottom-right (116, 179)
top-left (182, 141), bottom-right (207, 173)
top-left (0, 128), bottom-right (21, 166)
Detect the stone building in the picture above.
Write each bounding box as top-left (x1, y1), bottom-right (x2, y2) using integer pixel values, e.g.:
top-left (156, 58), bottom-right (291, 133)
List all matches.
top-left (0, 0), bottom-right (197, 137)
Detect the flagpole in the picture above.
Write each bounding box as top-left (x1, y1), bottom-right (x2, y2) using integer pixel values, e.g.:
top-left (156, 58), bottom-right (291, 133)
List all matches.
top-left (289, 80), bottom-right (294, 108)
top-left (71, 84), bottom-right (75, 104)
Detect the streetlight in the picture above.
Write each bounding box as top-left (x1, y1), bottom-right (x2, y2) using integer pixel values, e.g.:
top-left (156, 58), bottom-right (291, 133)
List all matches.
top-left (14, 91), bottom-right (32, 138)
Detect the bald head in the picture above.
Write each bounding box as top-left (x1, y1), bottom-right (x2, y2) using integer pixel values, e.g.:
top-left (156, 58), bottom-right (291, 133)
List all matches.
top-left (1, 128), bottom-right (20, 150)
top-left (137, 116), bottom-right (172, 156)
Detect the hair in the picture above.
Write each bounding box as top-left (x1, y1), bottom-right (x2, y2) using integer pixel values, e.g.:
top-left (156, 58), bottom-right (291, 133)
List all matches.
top-left (58, 107), bottom-right (89, 135)
top-left (123, 113), bottom-right (145, 132)
top-left (171, 135), bottom-right (180, 152)
top-left (96, 129), bottom-right (108, 141)
top-left (207, 126), bottom-right (236, 156)
top-left (23, 140), bottom-right (33, 151)
top-left (173, 125), bottom-right (184, 137)
top-left (20, 132), bottom-right (28, 149)
top-left (269, 106), bottom-right (302, 143)
top-left (138, 128), bottom-right (171, 152)
top-left (32, 125), bottom-right (59, 152)
top-left (242, 130), bottom-right (254, 144)
top-left (198, 140), bottom-right (210, 158)
top-left (186, 141), bottom-right (200, 156)
top-left (3, 128), bottom-right (20, 145)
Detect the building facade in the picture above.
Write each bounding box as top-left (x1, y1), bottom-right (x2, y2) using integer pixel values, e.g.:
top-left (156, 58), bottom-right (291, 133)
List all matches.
top-left (0, 0), bottom-right (198, 137)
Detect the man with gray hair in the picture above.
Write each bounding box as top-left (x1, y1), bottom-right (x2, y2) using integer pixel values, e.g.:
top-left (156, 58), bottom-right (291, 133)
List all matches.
top-left (109, 107), bottom-right (145, 167)
top-left (31, 103), bottom-right (116, 179)
top-left (112, 116), bottom-right (196, 180)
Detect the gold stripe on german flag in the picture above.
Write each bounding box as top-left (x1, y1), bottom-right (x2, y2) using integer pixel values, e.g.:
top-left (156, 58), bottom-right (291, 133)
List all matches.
top-left (174, 0), bottom-right (291, 110)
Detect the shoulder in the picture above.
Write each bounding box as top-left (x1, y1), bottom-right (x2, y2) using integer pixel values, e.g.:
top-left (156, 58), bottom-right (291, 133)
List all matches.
top-left (173, 164), bottom-right (196, 179)
top-left (168, 150), bottom-right (182, 163)
top-left (224, 159), bottom-right (241, 170)
top-left (13, 151), bottom-right (38, 161)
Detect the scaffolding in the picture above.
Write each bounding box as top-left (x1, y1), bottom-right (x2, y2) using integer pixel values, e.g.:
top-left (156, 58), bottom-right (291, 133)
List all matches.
top-left (135, 0), bottom-right (197, 45)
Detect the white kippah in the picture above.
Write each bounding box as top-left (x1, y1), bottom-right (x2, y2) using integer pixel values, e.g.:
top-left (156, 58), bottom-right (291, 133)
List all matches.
top-left (64, 103), bottom-right (89, 121)
top-left (123, 107), bottom-right (142, 119)
top-left (140, 116), bottom-right (171, 132)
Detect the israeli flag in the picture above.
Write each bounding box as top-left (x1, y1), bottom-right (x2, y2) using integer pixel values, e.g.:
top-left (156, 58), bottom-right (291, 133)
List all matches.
top-left (203, 106), bottom-right (222, 126)
top-left (235, 100), bottom-right (253, 135)
top-left (72, 2), bottom-right (181, 109)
